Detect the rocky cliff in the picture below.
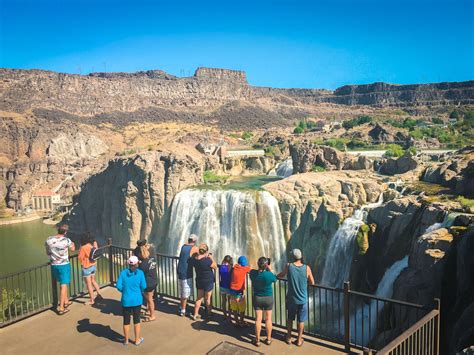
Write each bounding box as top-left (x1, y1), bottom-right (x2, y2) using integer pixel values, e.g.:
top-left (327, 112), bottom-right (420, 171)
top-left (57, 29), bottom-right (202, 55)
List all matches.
top-left (64, 149), bottom-right (204, 247)
top-left (265, 171), bottom-right (385, 280)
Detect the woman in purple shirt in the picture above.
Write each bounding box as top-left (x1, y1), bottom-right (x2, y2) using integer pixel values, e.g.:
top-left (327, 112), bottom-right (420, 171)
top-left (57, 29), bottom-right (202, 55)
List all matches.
top-left (219, 255), bottom-right (233, 321)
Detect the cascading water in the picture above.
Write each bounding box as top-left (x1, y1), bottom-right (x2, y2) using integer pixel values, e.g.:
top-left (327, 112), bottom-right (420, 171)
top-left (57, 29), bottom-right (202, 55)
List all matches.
top-left (269, 158), bottom-right (293, 178)
top-left (321, 194), bottom-right (385, 288)
top-left (352, 256), bottom-right (409, 345)
top-left (166, 189), bottom-right (287, 269)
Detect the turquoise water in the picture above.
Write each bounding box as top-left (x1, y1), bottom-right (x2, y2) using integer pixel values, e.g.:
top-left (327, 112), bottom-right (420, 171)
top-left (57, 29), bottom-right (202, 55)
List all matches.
top-left (0, 220), bottom-right (56, 276)
top-left (199, 175), bottom-right (281, 191)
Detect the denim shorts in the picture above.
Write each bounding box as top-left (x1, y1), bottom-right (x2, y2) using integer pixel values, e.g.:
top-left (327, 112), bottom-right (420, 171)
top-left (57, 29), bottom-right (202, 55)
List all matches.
top-left (287, 302), bottom-right (308, 323)
top-left (82, 264), bottom-right (97, 277)
top-left (220, 287), bottom-right (230, 295)
top-left (51, 263), bottom-right (71, 285)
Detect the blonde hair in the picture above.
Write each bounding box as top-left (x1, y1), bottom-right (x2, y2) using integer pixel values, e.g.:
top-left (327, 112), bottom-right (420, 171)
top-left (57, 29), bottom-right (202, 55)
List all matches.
top-left (140, 245), bottom-right (150, 259)
top-left (198, 243), bottom-right (208, 255)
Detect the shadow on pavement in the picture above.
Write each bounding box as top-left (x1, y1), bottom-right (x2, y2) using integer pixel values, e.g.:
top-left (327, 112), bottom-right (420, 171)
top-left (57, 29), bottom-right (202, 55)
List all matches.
top-left (76, 318), bottom-right (123, 343)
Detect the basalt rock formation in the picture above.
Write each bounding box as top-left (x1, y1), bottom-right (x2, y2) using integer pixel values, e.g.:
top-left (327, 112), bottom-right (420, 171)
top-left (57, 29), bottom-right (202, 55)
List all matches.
top-left (64, 149), bottom-right (204, 247)
top-left (265, 170), bottom-right (385, 280)
top-left (289, 142), bottom-right (373, 173)
top-left (422, 146), bottom-right (474, 198)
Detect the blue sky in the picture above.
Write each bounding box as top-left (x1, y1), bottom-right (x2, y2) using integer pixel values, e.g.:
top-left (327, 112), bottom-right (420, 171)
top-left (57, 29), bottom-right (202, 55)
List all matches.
top-left (0, 0), bottom-right (473, 89)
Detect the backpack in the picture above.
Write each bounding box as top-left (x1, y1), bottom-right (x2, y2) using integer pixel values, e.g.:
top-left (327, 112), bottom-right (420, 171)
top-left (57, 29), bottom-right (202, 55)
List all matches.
top-left (89, 246), bottom-right (103, 262)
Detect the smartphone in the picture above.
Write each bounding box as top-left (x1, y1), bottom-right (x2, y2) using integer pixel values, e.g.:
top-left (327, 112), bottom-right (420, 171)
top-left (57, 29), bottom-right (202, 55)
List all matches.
top-left (267, 258), bottom-right (271, 265)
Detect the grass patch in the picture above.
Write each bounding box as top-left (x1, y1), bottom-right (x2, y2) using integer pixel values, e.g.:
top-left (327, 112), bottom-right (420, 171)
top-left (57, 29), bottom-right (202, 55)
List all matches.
top-left (203, 170), bottom-right (229, 185)
top-left (456, 196), bottom-right (474, 209)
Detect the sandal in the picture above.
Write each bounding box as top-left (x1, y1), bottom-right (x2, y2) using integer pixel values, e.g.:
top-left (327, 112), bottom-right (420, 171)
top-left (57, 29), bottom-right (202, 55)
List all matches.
top-left (190, 314), bottom-right (201, 321)
top-left (239, 321), bottom-right (250, 328)
top-left (264, 338), bottom-right (272, 345)
top-left (252, 339), bottom-right (261, 347)
top-left (65, 301), bottom-right (73, 308)
top-left (296, 339), bottom-right (304, 347)
top-left (285, 336), bottom-right (292, 345)
top-left (57, 308), bottom-right (70, 315)
top-left (135, 337), bottom-right (144, 346)
top-left (143, 317), bottom-right (156, 322)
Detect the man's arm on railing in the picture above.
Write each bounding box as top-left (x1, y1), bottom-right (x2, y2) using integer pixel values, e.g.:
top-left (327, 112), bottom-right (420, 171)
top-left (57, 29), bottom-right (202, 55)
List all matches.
top-left (277, 263), bottom-right (289, 279)
top-left (307, 265), bottom-right (315, 285)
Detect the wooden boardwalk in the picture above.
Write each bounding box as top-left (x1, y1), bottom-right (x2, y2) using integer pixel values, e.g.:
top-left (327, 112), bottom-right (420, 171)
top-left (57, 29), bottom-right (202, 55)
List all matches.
top-left (0, 287), bottom-right (358, 355)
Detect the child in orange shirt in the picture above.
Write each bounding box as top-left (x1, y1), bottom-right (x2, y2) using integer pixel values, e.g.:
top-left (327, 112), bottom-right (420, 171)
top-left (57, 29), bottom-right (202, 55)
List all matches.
top-left (229, 256), bottom-right (251, 327)
top-left (78, 233), bottom-right (102, 304)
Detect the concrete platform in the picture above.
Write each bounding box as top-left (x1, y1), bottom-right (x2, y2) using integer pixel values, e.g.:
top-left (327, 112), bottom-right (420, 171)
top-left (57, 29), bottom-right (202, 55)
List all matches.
top-left (0, 287), bottom-right (357, 354)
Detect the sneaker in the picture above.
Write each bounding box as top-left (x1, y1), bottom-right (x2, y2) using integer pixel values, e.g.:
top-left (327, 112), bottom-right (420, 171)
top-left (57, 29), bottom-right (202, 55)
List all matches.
top-left (179, 310), bottom-right (186, 317)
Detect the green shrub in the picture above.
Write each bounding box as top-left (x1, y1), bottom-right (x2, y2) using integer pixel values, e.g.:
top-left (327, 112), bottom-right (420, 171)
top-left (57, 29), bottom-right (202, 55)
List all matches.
top-left (311, 165), bottom-right (326, 172)
top-left (1, 289), bottom-right (35, 322)
top-left (431, 117), bottom-right (443, 125)
top-left (228, 133), bottom-right (240, 139)
top-left (293, 126), bottom-right (304, 134)
top-left (241, 131), bottom-right (253, 140)
top-left (342, 115), bottom-right (373, 130)
top-left (402, 118), bottom-right (418, 130)
top-left (456, 196), bottom-right (474, 209)
top-left (384, 144), bottom-right (405, 158)
top-left (203, 170), bottom-right (228, 185)
top-left (450, 110), bottom-right (460, 119)
top-left (464, 110), bottom-right (474, 128)
top-left (347, 139), bottom-right (367, 149)
top-left (324, 138), bottom-right (346, 151)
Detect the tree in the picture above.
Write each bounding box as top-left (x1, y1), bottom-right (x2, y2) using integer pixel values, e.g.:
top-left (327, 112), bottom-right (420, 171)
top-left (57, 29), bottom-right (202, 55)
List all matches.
top-left (293, 126), bottom-right (304, 134)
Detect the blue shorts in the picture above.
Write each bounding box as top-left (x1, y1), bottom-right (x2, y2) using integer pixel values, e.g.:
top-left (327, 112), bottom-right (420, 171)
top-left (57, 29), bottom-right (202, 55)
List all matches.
top-left (287, 302), bottom-right (308, 323)
top-left (220, 287), bottom-right (230, 295)
top-left (82, 264), bottom-right (97, 277)
top-left (51, 263), bottom-right (71, 285)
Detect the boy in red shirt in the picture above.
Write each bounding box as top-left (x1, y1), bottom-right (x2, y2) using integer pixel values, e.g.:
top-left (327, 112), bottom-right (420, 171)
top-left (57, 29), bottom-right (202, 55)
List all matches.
top-left (229, 256), bottom-right (251, 327)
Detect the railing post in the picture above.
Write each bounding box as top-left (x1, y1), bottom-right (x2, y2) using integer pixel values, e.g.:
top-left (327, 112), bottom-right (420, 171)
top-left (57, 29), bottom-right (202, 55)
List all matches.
top-left (434, 298), bottom-right (440, 355)
top-left (51, 268), bottom-right (58, 310)
top-left (107, 238), bottom-right (114, 285)
top-left (344, 281), bottom-right (351, 352)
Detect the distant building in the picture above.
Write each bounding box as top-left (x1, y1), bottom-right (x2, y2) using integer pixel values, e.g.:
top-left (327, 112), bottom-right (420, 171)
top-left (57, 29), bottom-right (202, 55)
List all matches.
top-left (32, 190), bottom-right (61, 211)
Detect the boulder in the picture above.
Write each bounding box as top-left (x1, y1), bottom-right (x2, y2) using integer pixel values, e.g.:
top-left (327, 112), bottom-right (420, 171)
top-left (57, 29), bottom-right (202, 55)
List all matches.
top-left (379, 153), bottom-right (418, 175)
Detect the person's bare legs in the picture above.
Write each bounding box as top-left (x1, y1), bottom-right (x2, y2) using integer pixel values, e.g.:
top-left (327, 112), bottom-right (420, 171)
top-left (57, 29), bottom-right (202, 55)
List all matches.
top-left (254, 310), bottom-right (263, 343)
top-left (180, 298), bottom-right (188, 313)
top-left (297, 322), bottom-right (304, 345)
top-left (221, 293), bottom-right (227, 318)
top-left (59, 284), bottom-right (68, 310)
top-left (145, 292), bottom-right (155, 320)
top-left (134, 322), bottom-right (142, 344)
top-left (123, 324), bottom-right (130, 344)
top-left (204, 290), bottom-right (212, 317)
top-left (193, 289), bottom-right (204, 318)
top-left (84, 276), bottom-right (95, 304)
top-left (264, 310), bottom-right (273, 342)
top-left (91, 274), bottom-right (101, 297)
top-left (286, 319), bottom-right (293, 343)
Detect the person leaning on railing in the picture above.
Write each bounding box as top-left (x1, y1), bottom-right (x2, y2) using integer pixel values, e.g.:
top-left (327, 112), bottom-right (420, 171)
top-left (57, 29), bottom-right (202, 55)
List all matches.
top-left (277, 248), bottom-right (315, 347)
top-left (136, 239), bottom-right (158, 322)
top-left (176, 234), bottom-right (199, 317)
top-left (77, 233), bottom-right (102, 305)
top-left (45, 224), bottom-right (75, 315)
top-left (249, 256), bottom-right (277, 347)
top-left (189, 243), bottom-right (217, 320)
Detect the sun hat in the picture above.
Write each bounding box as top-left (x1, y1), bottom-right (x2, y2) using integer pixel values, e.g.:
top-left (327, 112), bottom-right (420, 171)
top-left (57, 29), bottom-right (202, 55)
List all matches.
top-left (128, 255), bottom-right (139, 265)
top-left (238, 256), bottom-right (248, 267)
top-left (291, 249), bottom-right (302, 260)
top-left (188, 234), bottom-right (198, 243)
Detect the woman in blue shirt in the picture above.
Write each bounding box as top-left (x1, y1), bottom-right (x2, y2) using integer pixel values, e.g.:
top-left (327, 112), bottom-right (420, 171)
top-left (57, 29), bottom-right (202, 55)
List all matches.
top-left (116, 255), bottom-right (147, 346)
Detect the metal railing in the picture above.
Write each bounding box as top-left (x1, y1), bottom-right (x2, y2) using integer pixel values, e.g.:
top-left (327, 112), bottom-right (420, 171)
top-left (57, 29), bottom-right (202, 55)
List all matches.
top-left (0, 243), bottom-right (440, 354)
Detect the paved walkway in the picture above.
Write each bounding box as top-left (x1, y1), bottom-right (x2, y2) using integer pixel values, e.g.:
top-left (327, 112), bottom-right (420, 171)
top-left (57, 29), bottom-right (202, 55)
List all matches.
top-left (0, 287), bottom-right (357, 354)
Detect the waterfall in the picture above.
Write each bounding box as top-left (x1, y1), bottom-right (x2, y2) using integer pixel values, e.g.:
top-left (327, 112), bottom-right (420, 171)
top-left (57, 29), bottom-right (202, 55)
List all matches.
top-left (352, 256), bottom-right (409, 345)
top-left (269, 158), bottom-right (293, 178)
top-left (321, 193), bottom-right (384, 288)
top-left (166, 189), bottom-right (287, 269)
top-left (422, 212), bottom-right (456, 235)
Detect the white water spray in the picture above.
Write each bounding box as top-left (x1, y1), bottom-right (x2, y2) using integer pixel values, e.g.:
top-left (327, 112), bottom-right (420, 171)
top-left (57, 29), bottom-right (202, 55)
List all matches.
top-left (166, 189), bottom-right (287, 269)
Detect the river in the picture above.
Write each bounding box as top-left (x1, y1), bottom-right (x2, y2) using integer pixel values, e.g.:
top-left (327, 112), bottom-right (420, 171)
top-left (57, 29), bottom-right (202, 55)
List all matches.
top-left (0, 220), bottom-right (56, 276)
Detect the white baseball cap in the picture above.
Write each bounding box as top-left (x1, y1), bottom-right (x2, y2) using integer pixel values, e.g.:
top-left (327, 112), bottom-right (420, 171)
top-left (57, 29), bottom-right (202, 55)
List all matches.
top-left (128, 255), bottom-right (139, 265)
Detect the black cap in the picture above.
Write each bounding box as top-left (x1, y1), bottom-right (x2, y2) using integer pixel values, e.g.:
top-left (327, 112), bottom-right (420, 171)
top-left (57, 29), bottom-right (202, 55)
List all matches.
top-left (137, 239), bottom-right (147, 247)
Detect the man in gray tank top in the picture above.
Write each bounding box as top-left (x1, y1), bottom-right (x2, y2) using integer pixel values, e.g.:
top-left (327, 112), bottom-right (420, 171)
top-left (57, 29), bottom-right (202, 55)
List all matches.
top-left (277, 248), bottom-right (315, 347)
